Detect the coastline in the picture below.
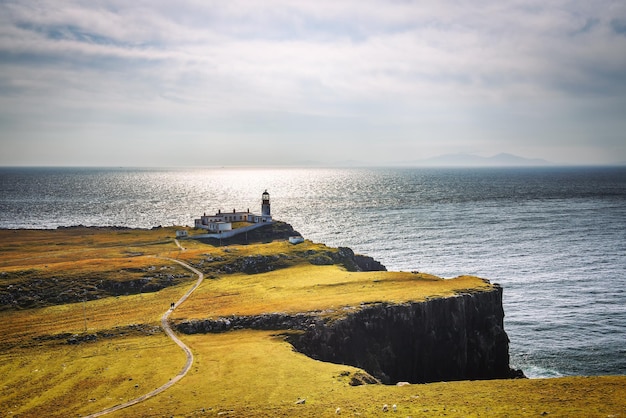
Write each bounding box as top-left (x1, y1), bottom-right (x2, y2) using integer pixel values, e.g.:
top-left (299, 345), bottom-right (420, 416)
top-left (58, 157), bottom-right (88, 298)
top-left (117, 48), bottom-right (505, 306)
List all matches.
top-left (0, 225), bottom-right (624, 416)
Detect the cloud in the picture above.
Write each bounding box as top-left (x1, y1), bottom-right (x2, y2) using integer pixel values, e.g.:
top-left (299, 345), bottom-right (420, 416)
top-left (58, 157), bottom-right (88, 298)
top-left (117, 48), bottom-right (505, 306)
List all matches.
top-left (1, 0), bottom-right (625, 165)
top-left (3, 1), bottom-right (624, 103)
top-left (612, 18), bottom-right (626, 35)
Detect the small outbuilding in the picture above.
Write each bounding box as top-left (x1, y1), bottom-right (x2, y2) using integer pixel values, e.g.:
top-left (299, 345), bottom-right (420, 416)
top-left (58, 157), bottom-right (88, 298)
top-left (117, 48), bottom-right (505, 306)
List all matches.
top-left (209, 222), bottom-right (232, 233)
top-left (289, 236), bottom-right (304, 244)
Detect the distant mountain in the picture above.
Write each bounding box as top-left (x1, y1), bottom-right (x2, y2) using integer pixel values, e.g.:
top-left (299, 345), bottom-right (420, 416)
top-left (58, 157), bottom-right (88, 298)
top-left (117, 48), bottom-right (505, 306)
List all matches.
top-left (410, 153), bottom-right (551, 167)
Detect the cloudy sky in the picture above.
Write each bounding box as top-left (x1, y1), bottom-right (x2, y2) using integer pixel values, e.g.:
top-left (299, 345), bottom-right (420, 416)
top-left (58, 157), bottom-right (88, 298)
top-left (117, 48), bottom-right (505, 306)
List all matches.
top-left (1, 0), bottom-right (625, 166)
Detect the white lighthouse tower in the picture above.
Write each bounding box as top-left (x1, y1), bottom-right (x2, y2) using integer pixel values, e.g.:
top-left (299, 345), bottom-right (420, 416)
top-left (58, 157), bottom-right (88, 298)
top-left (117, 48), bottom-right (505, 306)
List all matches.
top-left (261, 190), bottom-right (272, 222)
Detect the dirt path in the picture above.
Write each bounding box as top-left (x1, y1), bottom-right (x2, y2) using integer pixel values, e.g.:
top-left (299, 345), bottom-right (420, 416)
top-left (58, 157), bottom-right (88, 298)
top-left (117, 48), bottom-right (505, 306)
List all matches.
top-left (174, 238), bottom-right (185, 251)
top-left (84, 257), bottom-right (203, 417)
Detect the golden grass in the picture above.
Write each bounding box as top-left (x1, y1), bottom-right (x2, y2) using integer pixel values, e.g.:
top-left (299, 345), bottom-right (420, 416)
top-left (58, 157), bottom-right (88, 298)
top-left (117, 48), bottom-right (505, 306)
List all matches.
top-left (1, 334), bottom-right (185, 418)
top-left (172, 264), bottom-right (491, 320)
top-left (171, 239), bottom-right (334, 265)
top-left (108, 331), bottom-right (626, 418)
top-left (0, 227), bottom-right (183, 267)
top-left (0, 282), bottom-right (190, 346)
top-left (1, 228), bottom-right (625, 417)
top-left (4, 328), bottom-right (625, 417)
top-left (1, 256), bottom-right (182, 283)
top-left (0, 227), bottom-right (198, 311)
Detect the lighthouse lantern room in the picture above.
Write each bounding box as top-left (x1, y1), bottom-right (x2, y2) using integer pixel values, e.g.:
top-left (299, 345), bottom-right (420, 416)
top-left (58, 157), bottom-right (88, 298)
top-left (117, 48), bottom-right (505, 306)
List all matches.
top-left (261, 190), bottom-right (271, 221)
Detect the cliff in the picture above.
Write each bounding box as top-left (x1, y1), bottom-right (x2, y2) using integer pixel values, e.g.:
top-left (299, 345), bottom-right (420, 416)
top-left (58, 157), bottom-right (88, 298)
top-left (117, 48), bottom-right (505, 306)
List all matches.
top-left (289, 286), bottom-right (518, 384)
top-left (1, 226), bottom-right (518, 385)
top-left (176, 285), bottom-right (521, 384)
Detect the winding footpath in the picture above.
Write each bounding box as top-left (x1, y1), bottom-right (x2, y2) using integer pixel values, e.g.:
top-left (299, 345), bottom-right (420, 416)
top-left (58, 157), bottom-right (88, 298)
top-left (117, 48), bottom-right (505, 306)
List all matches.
top-left (84, 252), bottom-right (203, 417)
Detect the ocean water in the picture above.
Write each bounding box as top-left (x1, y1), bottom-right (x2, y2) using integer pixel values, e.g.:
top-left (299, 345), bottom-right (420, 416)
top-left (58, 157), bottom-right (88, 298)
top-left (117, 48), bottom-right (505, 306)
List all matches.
top-left (1, 166), bottom-right (625, 378)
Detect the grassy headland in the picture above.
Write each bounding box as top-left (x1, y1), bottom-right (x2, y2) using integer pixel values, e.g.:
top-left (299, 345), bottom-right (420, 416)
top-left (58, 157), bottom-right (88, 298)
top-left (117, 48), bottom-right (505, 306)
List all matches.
top-left (1, 226), bottom-right (624, 417)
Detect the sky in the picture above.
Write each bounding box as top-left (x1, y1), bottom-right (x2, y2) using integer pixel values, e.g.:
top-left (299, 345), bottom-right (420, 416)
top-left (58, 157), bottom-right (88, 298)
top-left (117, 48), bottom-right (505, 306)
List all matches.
top-left (1, 0), bottom-right (625, 167)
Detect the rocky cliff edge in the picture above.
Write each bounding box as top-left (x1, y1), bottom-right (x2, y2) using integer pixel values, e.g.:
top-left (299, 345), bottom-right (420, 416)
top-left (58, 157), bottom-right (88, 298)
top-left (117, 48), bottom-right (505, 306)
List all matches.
top-left (176, 284), bottom-right (523, 384)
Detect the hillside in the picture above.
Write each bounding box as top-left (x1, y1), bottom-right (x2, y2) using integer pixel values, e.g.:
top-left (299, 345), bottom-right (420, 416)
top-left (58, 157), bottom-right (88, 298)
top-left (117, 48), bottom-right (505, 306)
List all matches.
top-left (0, 225), bottom-right (624, 417)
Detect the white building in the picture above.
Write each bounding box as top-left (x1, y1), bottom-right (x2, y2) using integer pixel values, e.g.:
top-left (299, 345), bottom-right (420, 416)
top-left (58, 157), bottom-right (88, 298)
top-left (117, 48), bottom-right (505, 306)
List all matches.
top-left (289, 235), bottom-right (304, 244)
top-left (194, 190), bottom-right (272, 231)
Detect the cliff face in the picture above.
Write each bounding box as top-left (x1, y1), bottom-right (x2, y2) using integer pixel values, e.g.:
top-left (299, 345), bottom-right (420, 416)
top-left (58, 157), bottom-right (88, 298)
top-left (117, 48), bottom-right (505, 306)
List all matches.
top-left (176, 285), bottom-right (520, 384)
top-left (288, 286), bottom-right (514, 384)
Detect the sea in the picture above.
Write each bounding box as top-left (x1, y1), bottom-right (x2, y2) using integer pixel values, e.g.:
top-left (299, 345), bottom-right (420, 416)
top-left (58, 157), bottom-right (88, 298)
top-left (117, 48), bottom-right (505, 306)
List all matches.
top-left (1, 166), bottom-right (625, 379)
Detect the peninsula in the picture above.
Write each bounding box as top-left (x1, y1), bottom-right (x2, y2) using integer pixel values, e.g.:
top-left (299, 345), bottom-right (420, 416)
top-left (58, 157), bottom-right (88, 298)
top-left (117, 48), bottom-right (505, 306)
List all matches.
top-left (0, 221), bottom-right (624, 417)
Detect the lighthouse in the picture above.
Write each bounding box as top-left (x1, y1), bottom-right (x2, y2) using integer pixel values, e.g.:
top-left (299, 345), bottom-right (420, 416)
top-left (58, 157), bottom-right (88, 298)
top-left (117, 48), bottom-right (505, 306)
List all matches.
top-left (261, 190), bottom-right (271, 221)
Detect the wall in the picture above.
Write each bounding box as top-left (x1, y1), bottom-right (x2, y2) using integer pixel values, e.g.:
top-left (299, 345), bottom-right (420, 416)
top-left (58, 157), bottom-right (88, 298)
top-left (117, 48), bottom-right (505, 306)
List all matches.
top-left (190, 221), bottom-right (271, 240)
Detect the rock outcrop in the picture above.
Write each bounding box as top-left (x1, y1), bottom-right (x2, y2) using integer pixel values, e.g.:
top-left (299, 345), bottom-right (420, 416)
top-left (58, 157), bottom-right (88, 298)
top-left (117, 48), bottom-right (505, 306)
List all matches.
top-left (190, 225), bottom-right (387, 276)
top-left (0, 267), bottom-right (191, 310)
top-left (175, 285), bottom-right (521, 384)
top-left (175, 312), bottom-right (320, 334)
top-left (196, 222), bottom-right (385, 272)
